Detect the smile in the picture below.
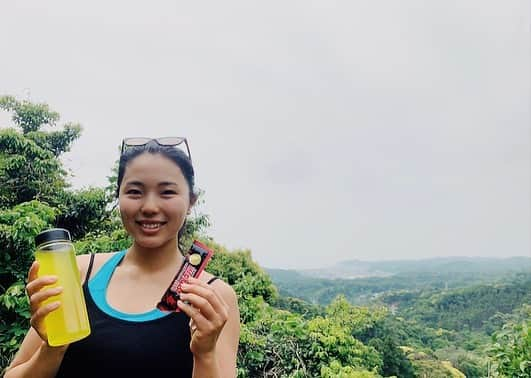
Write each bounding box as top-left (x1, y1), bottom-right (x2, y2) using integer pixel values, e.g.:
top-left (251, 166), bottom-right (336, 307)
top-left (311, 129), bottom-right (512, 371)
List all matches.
top-left (136, 221), bottom-right (167, 230)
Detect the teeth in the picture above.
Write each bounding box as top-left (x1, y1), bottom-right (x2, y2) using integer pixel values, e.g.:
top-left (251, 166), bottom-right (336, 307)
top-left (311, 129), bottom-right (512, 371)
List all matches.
top-left (141, 223), bottom-right (161, 229)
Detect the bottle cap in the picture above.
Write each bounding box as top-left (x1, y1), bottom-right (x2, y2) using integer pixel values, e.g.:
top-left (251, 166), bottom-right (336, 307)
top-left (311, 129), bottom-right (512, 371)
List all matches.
top-left (35, 228), bottom-right (72, 247)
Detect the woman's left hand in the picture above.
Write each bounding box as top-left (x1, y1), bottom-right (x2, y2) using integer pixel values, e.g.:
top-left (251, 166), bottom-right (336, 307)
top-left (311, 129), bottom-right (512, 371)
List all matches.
top-left (178, 277), bottom-right (230, 357)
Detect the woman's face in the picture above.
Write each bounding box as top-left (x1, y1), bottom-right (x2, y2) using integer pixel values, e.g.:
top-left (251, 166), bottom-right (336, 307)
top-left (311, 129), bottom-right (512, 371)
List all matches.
top-left (118, 153), bottom-right (192, 251)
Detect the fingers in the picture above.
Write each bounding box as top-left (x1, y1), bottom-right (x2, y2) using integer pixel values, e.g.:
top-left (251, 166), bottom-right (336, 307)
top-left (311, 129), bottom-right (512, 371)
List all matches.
top-left (179, 292), bottom-right (217, 320)
top-left (178, 277), bottom-right (229, 338)
top-left (26, 260), bottom-right (60, 311)
top-left (29, 287), bottom-right (63, 312)
top-left (31, 302), bottom-right (61, 325)
top-left (26, 260), bottom-right (62, 342)
top-left (181, 277), bottom-right (229, 318)
top-left (189, 316), bottom-right (198, 335)
top-left (28, 283), bottom-right (62, 340)
top-left (178, 300), bottom-right (212, 333)
top-left (26, 275), bottom-right (58, 297)
top-left (30, 301), bottom-right (61, 337)
top-left (178, 299), bottom-right (201, 320)
top-left (27, 261), bottom-right (39, 284)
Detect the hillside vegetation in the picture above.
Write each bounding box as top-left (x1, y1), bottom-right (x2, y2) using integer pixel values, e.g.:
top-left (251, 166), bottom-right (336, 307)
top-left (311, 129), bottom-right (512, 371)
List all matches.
top-left (1, 96), bottom-right (529, 377)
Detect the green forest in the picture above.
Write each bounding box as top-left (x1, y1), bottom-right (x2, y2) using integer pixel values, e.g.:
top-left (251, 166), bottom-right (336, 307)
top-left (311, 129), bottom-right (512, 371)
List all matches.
top-left (0, 96), bottom-right (529, 377)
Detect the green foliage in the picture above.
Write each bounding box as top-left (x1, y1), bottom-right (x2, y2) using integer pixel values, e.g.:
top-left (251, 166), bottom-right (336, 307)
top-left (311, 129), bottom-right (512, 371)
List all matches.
top-left (0, 96), bottom-right (85, 210)
top-left (74, 228), bottom-right (132, 255)
top-left (0, 201), bottom-right (56, 281)
top-left (404, 348), bottom-right (465, 378)
top-left (203, 240), bottom-right (277, 304)
top-left (395, 276), bottom-right (531, 333)
top-left (0, 96), bottom-right (112, 370)
top-left (383, 317), bottom-right (456, 351)
top-left (2, 95), bottom-right (526, 377)
top-left (306, 315), bottom-right (382, 373)
top-left (273, 295), bottom-right (324, 319)
top-left (238, 303), bottom-right (309, 377)
top-left (25, 124), bottom-right (81, 157)
top-left (325, 297), bottom-right (386, 340)
top-left (320, 360), bottom-right (378, 378)
top-left (55, 188), bottom-right (112, 239)
top-left (434, 348), bottom-right (486, 378)
top-left (268, 260), bottom-right (531, 306)
top-left (0, 128), bottom-right (65, 208)
top-left (0, 200), bottom-right (56, 370)
top-left (0, 282), bottom-right (30, 369)
top-left (179, 209), bottom-right (211, 252)
top-left (0, 95), bottom-right (60, 134)
top-left (325, 297), bottom-right (414, 377)
top-left (238, 297), bottom-right (382, 378)
top-left (439, 349), bottom-right (485, 376)
top-left (369, 337), bottom-right (415, 377)
top-left (454, 356), bottom-right (483, 378)
top-left (488, 306), bottom-right (531, 378)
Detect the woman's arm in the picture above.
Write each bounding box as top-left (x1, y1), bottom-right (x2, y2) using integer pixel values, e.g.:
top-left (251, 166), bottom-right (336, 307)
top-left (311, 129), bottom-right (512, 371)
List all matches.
top-left (5, 255), bottom-right (91, 378)
top-left (4, 330), bottom-right (68, 378)
top-left (178, 277), bottom-right (240, 378)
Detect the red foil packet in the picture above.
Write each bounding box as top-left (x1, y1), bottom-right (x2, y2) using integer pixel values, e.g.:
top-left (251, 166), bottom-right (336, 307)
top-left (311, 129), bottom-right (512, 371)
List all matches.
top-left (157, 240), bottom-right (214, 312)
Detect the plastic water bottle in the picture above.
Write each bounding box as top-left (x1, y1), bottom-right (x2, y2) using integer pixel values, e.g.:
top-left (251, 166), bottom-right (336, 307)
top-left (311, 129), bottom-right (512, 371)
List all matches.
top-left (34, 228), bottom-right (91, 346)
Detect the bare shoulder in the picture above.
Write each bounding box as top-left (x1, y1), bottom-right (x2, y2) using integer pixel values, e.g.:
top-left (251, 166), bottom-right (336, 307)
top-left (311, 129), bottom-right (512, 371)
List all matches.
top-left (200, 271), bottom-right (238, 306)
top-left (76, 252), bottom-right (120, 282)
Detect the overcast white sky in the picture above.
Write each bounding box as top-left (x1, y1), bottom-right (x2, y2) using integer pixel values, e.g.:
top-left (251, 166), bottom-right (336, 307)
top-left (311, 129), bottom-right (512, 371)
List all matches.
top-left (1, 1), bottom-right (530, 269)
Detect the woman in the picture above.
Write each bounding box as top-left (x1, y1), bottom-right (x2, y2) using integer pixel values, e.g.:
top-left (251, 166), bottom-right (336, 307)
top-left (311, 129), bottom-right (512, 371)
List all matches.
top-left (5, 137), bottom-right (240, 378)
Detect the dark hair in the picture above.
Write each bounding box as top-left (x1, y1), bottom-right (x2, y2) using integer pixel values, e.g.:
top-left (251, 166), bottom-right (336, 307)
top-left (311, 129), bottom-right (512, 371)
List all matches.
top-left (116, 140), bottom-right (197, 251)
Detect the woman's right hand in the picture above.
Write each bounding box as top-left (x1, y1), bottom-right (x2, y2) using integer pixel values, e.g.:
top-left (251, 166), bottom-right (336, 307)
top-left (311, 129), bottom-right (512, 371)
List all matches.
top-left (25, 261), bottom-right (63, 344)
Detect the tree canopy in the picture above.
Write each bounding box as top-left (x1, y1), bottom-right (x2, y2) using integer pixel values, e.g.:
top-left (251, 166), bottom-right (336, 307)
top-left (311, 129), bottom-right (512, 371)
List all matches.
top-left (1, 96), bottom-right (524, 377)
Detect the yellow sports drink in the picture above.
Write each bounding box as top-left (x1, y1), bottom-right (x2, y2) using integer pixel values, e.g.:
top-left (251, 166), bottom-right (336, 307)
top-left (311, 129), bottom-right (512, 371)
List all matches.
top-left (34, 228), bottom-right (90, 346)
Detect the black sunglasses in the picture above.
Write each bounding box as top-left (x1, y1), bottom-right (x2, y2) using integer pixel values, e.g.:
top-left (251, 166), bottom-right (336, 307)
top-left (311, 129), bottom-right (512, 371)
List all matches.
top-left (120, 137), bottom-right (192, 161)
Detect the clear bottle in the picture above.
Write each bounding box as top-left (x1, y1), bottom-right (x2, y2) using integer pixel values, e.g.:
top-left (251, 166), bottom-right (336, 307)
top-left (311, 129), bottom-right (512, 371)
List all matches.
top-left (34, 228), bottom-right (91, 346)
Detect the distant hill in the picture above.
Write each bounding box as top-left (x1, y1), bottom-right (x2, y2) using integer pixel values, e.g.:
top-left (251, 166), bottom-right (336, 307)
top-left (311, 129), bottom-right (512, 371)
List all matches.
top-left (381, 273), bottom-right (531, 334)
top-left (269, 256), bottom-right (531, 280)
top-left (266, 256), bottom-right (531, 305)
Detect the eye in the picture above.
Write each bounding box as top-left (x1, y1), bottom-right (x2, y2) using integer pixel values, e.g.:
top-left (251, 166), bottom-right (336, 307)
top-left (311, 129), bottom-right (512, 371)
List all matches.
top-left (126, 189), bottom-right (142, 195)
top-left (161, 190), bottom-right (177, 196)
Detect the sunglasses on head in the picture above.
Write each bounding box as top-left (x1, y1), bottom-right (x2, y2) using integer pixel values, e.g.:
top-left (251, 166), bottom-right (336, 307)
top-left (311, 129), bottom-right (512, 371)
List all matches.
top-left (120, 137), bottom-right (192, 161)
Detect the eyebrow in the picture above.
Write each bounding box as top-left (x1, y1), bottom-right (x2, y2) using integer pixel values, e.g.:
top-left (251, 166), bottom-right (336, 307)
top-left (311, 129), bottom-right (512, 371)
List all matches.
top-left (124, 180), bottom-right (144, 187)
top-left (124, 180), bottom-right (179, 187)
top-left (159, 181), bottom-right (179, 187)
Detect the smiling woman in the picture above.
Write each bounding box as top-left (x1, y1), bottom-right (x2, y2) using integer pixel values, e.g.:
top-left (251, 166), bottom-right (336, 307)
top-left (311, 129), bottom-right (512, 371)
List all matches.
top-left (5, 138), bottom-right (240, 378)
top-left (118, 153), bottom-right (192, 250)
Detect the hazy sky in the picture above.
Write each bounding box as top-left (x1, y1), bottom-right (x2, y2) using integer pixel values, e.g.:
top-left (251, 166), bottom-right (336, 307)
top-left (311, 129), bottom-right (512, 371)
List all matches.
top-left (1, 1), bottom-right (529, 269)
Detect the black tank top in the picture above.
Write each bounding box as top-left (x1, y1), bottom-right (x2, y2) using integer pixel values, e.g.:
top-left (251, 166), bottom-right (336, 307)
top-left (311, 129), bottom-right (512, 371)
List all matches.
top-left (55, 252), bottom-right (218, 378)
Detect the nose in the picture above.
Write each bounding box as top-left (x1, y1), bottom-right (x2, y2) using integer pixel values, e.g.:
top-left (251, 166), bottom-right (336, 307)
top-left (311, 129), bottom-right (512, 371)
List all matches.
top-left (141, 193), bottom-right (159, 215)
